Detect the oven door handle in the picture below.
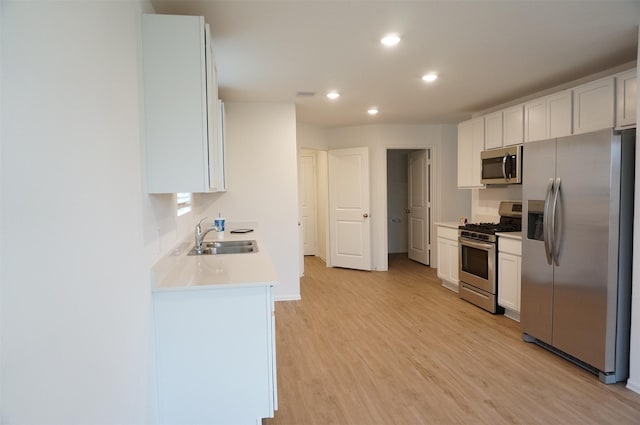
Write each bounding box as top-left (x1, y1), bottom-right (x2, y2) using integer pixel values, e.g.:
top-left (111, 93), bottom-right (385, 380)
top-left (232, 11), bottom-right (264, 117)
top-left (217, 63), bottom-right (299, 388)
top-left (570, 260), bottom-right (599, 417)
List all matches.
top-left (543, 178), bottom-right (554, 265)
top-left (459, 238), bottom-right (494, 251)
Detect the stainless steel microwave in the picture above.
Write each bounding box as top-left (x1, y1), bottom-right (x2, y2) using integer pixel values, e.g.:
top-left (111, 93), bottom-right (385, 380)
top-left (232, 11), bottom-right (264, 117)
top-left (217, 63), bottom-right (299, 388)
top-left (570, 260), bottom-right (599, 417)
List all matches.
top-left (480, 145), bottom-right (522, 185)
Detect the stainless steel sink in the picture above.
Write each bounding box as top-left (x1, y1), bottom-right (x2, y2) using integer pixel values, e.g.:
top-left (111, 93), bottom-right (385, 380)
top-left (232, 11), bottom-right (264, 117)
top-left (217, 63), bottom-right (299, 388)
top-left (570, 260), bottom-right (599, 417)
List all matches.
top-left (188, 240), bottom-right (258, 256)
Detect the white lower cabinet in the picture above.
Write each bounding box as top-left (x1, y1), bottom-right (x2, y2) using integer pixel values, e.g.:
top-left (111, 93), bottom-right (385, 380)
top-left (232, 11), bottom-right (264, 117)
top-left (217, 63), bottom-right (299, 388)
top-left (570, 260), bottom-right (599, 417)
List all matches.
top-left (153, 284), bottom-right (277, 425)
top-left (497, 236), bottom-right (521, 321)
top-left (437, 225), bottom-right (459, 292)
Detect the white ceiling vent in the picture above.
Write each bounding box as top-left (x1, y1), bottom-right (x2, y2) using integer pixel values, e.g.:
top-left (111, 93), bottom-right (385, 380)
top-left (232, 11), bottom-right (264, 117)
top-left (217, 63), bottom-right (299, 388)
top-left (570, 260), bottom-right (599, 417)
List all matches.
top-left (296, 91), bottom-right (316, 98)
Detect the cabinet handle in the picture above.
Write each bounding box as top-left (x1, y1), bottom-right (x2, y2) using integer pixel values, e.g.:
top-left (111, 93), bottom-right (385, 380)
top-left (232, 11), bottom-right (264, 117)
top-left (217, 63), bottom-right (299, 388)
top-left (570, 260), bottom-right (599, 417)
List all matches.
top-left (363, 213), bottom-right (369, 218)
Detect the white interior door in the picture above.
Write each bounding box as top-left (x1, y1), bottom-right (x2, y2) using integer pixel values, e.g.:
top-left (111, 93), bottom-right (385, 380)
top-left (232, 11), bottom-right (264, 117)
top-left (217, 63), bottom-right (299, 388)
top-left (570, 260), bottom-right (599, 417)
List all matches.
top-left (299, 150), bottom-right (317, 256)
top-left (328, 147), bottom-right (371, 271)
top-left (407, 150), bottom-right (430, 265)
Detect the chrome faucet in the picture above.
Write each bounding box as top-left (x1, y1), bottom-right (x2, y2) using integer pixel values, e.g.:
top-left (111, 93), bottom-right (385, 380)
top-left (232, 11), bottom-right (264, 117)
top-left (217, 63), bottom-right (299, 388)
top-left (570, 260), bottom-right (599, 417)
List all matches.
top-left (194, 217), bottom-right (219, 254)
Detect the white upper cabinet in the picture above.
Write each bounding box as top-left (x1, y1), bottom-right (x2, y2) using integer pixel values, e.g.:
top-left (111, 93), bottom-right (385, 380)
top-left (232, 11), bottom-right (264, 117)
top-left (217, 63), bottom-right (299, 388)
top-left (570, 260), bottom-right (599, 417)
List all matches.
top-left (142, 14), bottom-right (222, 194)
top-left (484, 111), bottom-right (503, 149)
top-left (524, 90), bottom-right (572, 143)
top-left (457, 118), bottom-right (485, 188)
top-left (213, 100), bottom-right (227, 191)
top-left (502, 104), bottom-right (524, 146)
top-left (524, 97), bottom-right (548, 143)
top-left (572, 76), bottom-right (615, 135)
top-left (616, 68), bottom-right (637, 129)
top-left (547, 90), bottom-right (573, 138)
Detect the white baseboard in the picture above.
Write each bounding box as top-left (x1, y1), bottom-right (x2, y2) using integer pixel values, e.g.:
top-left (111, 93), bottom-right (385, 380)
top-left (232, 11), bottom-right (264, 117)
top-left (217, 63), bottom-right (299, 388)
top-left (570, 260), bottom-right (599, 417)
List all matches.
top-left (275, 294), bottom-right (301, 302)
top-left (441, 280), bottom-right (459, 293)
top-left (504, 309), bottom-right (521, 322)
top-left (627, 378), bottom-right (640, 394)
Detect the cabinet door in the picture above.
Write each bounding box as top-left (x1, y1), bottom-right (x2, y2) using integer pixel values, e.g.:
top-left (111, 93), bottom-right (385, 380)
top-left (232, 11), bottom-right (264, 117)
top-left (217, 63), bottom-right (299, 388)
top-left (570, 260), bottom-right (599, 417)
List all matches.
top-left (470, 117), bottom-right (485, 186)
top-left (616, 69), bottom-right (637, 129)
top-left (154, 286), bottom-right (274, 424)
top-left (498, 252), bottom-right (521, 312)
top-left (143, 14), bottom-right (219, 194)
top-left (437, 237), bottom-right (451, 281)
top-left (437, 237), bottom-right (459, 285)
top-left (547, 90), bottom-right (573, 138)
top-left (503, 104), bottom-right (524, 146)
top-left (449, 239), bottom-right (459, 282)
top-left (458, 118), bottom-right (485, 188)
top-left (484, 112), bottom-right (503, 149)
top-left (457, 120), bottom-right (473, 187)
top-left (573, 76), bottom-right (614, 135)
top-left (524, 97), bottom-right (548, 143)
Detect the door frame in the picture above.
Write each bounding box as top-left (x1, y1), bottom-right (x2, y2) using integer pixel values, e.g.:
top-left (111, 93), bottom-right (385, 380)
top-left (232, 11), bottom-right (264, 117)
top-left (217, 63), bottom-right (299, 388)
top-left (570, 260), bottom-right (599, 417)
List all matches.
top-left (299, 149), bottom-right (318, 257)
top-left (383, 144), bottom-right (438, 270)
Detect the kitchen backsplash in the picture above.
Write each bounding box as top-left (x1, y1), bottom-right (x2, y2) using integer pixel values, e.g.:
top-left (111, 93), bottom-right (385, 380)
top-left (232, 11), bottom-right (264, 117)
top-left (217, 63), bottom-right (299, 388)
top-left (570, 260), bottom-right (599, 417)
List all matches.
top-left (472, 186), bottom-right (523, 222)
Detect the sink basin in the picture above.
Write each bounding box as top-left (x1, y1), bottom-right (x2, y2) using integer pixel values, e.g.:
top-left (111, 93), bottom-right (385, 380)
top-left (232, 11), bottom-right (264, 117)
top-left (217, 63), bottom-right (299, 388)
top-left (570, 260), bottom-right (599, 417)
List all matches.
top-left (188, 240), bottom-right (258, 256)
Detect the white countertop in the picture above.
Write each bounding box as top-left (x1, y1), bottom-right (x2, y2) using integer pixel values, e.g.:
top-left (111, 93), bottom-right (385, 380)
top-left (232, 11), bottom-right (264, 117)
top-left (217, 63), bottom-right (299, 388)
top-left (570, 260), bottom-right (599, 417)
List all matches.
top-left (151, 228), bottom-right (278, 292)
top-left (496, 231), bottom-right (522, 240)
top-left (435, 221), bottom-right (461, 229)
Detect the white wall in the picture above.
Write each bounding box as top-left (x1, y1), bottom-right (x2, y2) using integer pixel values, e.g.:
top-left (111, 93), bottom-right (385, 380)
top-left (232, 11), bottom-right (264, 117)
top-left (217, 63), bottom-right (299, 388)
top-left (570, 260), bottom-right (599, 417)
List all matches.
top-left (439, 125), bottom-right (472, 221)
top-left (0, 1), bottom-right (4, 413)
top-left (471, 186), bottom-right (523, 222)
top-left (297, 122), bottom-right (329, 150)
top-left (325, 124), bottom-right (469, 271)
top-left (196, 103), bottom-right (300, 301)
top-left (627, 29), bottom-right (640, 395)
top-left (0, 1), bottom-right (198, 422)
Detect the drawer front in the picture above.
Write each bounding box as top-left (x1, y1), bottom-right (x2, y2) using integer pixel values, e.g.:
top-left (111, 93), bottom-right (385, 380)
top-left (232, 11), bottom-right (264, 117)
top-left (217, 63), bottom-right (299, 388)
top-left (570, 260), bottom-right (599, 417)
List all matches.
top-left (459, 282), bottom-right (499, 313)
top-left (437, 226), bottom-right (459, 240)
top-left (499, 237), bottom-right (521, 256)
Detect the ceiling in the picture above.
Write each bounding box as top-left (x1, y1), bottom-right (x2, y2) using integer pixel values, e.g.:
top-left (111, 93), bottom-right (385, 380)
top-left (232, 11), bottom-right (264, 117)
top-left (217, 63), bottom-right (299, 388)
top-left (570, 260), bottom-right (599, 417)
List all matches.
top-left (150, 0), bottom-right (640, 128)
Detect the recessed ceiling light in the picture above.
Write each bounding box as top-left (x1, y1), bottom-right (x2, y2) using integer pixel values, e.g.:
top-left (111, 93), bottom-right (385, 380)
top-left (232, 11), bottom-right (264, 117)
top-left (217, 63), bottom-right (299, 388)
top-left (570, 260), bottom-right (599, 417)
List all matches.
top-left (380, 34), bottom-right (400, 47)
top-left (327, 91), bottom-right (340, 100)
top-left (367, 108), bottom-right (379, 115)
top-left (422, 72), bottom-right (438, 82)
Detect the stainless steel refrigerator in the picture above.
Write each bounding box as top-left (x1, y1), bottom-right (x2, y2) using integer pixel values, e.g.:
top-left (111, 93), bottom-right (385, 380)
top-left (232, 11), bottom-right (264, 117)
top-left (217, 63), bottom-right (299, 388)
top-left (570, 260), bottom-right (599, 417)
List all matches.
top-left (521, 128), bottom-right (635, 384)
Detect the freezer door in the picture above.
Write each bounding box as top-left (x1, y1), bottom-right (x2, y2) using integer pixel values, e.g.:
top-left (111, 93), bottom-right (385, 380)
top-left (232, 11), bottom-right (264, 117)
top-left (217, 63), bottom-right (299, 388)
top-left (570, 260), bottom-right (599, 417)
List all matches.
top-left (552, 129), bottom-right (618, 372)
top-left (521, 138), bottom-right (556, 344)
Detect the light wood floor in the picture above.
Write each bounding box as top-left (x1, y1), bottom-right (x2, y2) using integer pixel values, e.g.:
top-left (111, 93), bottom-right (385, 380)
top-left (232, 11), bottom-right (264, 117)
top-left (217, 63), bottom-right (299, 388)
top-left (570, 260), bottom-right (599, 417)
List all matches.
top-left (264, 255), bottom-right (640, 425)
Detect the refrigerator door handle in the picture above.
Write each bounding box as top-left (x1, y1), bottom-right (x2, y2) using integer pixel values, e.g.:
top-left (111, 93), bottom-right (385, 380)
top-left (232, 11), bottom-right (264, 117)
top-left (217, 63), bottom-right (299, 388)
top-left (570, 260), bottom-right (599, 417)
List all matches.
top-left (543, 178), bottom-right (554, 265)
top-left (551, 177), bottom-right (561, 266)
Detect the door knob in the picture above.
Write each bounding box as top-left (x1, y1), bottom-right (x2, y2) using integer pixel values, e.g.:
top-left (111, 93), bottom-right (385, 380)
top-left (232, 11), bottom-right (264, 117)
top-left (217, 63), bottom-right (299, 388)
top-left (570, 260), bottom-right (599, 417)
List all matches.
top-left (406, 209), bottom-right (411, 214)
top-left (363, 213), bottom-right (369, 218)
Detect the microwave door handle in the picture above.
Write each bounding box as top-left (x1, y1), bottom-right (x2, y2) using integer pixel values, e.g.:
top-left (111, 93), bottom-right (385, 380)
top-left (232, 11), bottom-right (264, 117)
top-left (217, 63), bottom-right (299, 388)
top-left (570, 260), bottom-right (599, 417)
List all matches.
top-left (551, 178), bottom-right (561, 266)
top-left (502, 154), bottom-right (508, 181)
top-left (543, 178), bottom-right (554, 265)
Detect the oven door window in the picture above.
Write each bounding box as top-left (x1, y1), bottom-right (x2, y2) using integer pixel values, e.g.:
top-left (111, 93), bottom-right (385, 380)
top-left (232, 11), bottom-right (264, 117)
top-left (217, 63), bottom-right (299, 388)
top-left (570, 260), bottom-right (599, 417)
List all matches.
top-left (461, 244), bottom-right (489, 279)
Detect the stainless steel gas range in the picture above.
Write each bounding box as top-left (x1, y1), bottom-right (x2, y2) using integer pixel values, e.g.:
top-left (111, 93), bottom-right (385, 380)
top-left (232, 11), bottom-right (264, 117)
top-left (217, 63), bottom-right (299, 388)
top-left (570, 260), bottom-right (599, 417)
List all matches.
top-left (458, 201), bottom-right (522, 313)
